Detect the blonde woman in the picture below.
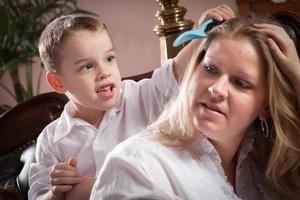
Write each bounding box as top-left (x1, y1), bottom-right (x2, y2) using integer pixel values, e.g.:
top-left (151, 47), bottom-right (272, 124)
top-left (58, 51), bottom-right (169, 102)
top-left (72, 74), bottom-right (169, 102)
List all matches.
top-left (90, 17), bottom-right (300, 200)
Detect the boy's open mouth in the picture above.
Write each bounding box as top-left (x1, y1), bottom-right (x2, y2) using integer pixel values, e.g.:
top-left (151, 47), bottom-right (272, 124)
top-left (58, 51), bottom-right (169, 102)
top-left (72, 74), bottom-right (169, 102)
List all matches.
top-left (96, 84), bottom-right (114, 97)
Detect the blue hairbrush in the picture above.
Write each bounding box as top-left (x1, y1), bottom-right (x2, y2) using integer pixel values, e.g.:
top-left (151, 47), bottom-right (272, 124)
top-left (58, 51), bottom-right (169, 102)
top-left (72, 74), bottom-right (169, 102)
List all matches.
top-left (173, 19), bottom-right (222, 47)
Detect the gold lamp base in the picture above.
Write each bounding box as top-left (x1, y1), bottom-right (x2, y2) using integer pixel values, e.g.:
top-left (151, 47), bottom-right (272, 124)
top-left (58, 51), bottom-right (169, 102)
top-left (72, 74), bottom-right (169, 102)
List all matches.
top-left (154, 0), bottom-right (194, 64)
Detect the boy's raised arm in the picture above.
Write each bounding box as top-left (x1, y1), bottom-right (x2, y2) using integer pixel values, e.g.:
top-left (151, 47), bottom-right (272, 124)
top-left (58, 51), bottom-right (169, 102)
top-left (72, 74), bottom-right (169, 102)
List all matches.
top-left (173, 4), bottom-right (235, 83)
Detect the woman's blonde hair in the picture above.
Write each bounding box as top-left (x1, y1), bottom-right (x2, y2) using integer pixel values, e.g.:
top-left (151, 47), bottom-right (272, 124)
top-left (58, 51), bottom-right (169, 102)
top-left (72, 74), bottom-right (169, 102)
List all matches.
top-left (151, 17), bottom-right (300, 197)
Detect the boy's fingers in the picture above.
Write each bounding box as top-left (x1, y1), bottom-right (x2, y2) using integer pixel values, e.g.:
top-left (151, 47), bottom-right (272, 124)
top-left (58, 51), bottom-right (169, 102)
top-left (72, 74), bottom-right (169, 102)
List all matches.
top-left (52, 163), bottom-right (65, 170)
top-left (207, 12), bottom-right (224, 21)
top-left (50, 169), bottom-right (80, 178)
top-left (200, 5), bottom-right (234, 25)
top-left (212, 10), bottom-right (232, 21)
top-left (52, 185), bottom-right (73, 194)
top-left (53, 163), bottom-right (77, 171)
top-left (218, 4), bottom-right (234, 15)
top-left (50, 176), bottom-right (82, 186)
top-left (68, 157), bottom-right (77, 167)
top-left (217, 5), bottom-right (235, 19)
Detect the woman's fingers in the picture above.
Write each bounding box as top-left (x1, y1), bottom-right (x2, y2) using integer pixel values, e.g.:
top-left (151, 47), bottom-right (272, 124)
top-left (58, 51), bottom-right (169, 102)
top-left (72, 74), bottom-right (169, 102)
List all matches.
top-left (254, 23), bottom-right (300, 80)
top-left (253, 23), bottom-right (294, 53)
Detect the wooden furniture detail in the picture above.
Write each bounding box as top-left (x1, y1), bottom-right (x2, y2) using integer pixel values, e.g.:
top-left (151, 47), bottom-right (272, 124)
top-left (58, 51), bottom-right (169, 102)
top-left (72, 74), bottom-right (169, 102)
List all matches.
top-left (154, 0), bottom-right (194, 65)
top-left (0, 92), bottom-right (68, 156)
top-left (236, 0), bottom-right (300, 17)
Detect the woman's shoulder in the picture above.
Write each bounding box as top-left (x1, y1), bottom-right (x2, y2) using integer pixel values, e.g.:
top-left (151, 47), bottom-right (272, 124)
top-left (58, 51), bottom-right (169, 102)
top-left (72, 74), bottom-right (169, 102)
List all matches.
top-left (106, 130), bottom-right (189, 171)
top-left (109, 130), bottom-right (163, 158)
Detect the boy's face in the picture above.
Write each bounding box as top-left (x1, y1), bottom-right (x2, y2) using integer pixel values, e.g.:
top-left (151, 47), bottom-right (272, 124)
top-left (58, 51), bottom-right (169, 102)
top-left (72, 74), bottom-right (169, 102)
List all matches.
top-left (54, 30), bottom-right (122, 113)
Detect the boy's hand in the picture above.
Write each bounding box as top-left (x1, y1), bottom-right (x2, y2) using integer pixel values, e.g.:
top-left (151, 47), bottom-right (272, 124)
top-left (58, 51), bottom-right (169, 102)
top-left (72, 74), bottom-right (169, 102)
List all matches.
top-left (49, 157), bottom-right (82, 199)
top-left (173, 5), bottom-right (235, 83)
top-left (197, 4), bottom-right (235, 27)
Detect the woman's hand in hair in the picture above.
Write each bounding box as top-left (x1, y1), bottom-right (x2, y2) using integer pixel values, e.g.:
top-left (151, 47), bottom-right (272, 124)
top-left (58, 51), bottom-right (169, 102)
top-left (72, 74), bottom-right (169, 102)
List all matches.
top-left (254, 23), bottom-right (300, 84)
top-left (255, 23), bottom-right (300, 111)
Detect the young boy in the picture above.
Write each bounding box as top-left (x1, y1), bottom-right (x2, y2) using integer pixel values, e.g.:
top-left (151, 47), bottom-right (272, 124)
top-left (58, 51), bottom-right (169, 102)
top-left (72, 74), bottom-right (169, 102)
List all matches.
top-left (28, 5), bottom-right (234, 200)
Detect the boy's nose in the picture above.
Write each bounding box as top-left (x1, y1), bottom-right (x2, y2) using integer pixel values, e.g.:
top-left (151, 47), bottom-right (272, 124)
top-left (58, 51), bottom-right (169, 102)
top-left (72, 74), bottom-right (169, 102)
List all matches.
top-left (208, 76), bottom-right (229, 101)
top-left (96, 67), bottom-right (111, 80)
top-left (96, 72), bottom-right (110, 80)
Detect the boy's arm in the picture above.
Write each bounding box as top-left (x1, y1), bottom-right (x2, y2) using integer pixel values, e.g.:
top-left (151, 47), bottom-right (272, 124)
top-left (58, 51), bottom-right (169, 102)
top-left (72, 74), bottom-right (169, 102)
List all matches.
top-left (66, 177), bottom-right (95, 200)
top-left (28, 134), bottom-right (81, 200)
top-left (173, 4), bottom-right (235, 83)
top-left (173, 39), bottom-right (200, 82)
top-left (28, 127), bottom-right (59, 200)
top-left (33, 158), bottom-right (82, 200)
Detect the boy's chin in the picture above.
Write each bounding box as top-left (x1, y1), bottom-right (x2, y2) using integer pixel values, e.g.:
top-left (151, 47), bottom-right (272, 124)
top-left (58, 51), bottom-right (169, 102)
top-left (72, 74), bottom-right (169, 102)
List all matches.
top-left (101, 97), bottom-right (119, 110)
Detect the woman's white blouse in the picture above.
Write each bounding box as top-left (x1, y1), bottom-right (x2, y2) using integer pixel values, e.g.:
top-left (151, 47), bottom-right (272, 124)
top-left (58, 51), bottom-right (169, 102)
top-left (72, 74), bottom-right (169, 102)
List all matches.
top-left (90, 132), bottom-right (241, 200)
top-left (91, 128), bottom-right (282, 200)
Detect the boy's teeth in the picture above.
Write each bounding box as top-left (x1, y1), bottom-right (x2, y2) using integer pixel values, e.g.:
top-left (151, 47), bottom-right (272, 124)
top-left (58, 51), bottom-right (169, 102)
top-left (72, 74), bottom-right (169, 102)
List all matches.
top-left (101, 86), bottom-right (110, 91)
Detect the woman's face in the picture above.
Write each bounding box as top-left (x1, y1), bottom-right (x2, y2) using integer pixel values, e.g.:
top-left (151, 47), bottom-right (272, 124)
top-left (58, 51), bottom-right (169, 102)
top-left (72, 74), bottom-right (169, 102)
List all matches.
top-left (188, 36), bottom-right (268, 144)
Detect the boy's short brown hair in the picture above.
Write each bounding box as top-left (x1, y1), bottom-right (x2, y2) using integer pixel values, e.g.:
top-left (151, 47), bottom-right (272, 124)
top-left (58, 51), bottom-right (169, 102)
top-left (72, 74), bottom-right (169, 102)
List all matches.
top-left (39, 15), bottom-right (107, 72)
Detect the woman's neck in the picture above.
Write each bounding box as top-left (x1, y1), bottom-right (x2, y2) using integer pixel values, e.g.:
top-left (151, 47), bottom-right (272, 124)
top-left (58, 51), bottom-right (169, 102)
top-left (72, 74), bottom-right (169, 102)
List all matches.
top-left (209, 137), bottom-right (242, 187)
top-left (222, 157), bottom-right (237, 188)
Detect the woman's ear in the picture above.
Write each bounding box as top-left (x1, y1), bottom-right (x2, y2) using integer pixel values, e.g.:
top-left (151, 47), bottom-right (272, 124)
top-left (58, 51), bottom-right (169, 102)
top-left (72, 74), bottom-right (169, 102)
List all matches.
top-left (46, 72), bottom-right (65, 93)
top-left (259, 105), bottom-right (270, 120)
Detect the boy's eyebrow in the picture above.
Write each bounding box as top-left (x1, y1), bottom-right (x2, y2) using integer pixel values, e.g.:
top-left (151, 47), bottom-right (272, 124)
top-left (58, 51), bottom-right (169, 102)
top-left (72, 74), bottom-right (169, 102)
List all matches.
top-left (74, 48), bottom-right (115, 65)
top-left (106, 48), bottom-right (115, 54)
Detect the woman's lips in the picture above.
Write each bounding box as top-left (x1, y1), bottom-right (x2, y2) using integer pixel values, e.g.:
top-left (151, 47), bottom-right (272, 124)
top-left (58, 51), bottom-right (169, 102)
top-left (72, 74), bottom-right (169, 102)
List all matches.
top-left (202, 103), bottom-right (226, 116)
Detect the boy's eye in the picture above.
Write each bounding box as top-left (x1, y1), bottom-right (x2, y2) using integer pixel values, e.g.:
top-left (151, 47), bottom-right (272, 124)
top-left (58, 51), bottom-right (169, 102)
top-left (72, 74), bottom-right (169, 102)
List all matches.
top-left (105, 55), bottom-right (115, 64)
top-left (203, 65), bottom-right (218, 75)
top-left (80, 63), bottom-right (94, 71)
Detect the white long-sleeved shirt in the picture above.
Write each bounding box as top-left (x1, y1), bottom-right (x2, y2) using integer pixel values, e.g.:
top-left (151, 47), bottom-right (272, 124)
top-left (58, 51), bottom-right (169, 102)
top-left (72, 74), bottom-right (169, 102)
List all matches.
top-left (91, 128), bottom-right (284, 200)
top-left (90, 131), bottom-right (240, 200)
top-left (28, 59), bottom-right (178, 200)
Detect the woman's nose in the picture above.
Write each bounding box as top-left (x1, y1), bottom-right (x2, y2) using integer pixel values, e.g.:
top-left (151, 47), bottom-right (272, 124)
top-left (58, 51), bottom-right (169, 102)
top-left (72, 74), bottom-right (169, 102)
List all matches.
top-left (208, 76), bottom-right (229, 101)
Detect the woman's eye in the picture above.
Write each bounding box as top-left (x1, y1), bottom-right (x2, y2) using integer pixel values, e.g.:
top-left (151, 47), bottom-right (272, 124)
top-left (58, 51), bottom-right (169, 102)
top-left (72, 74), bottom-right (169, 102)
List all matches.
top-left (203, 65), bottom-right (218, 75)
top-left (105, 55), bottom-right (115, 64)
top-left (234, 79), bottom-right (252, 89)
top-left (80, 63), bottom-right (94, 71)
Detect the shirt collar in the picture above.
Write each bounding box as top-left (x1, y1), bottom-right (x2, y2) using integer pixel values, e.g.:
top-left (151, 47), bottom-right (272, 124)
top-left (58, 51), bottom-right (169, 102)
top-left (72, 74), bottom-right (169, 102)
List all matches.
top-left (236, 126), bottom-right (256, 168)
top-left (53, 87), bottom-right (125, 143)
top-left (189, 134), bottom-right (222, 163)
top-left (53, 101), bottom-right (94, 143)
top-left (192, 128), bottom-right (256, 168)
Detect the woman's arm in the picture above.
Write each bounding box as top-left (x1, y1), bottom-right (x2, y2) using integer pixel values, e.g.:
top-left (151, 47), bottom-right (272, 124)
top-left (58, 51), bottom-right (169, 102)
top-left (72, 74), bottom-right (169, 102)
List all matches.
top-left (66, 176), bottom-right (95, 200)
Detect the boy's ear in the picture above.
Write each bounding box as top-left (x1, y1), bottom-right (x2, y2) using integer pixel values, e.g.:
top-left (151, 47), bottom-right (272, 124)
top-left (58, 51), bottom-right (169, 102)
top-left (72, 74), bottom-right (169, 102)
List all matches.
top-left (46, 72), bottom-right (65, 93)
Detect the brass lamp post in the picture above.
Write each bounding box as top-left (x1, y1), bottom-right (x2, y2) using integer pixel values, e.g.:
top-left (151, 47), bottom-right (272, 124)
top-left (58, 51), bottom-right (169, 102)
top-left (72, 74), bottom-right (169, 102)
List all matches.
top-left (154, 0), bottom-right (194, 65)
